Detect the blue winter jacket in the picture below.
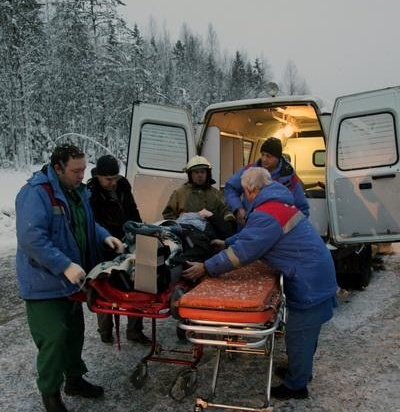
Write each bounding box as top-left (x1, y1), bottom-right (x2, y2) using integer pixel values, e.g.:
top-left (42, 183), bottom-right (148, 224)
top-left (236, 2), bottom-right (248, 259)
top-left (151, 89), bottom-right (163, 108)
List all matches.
top-left (205, 181), bottom-right (337, 309)
top-left (15, 166), bottom-right (110, 300)
top-left (224, 158), bottom-right (310, 218)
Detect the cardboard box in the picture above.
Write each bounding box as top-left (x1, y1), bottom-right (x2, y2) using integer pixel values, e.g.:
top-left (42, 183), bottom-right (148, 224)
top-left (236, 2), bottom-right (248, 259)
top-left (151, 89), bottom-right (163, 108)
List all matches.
top-left (134, 234), bottom-right (171, 294)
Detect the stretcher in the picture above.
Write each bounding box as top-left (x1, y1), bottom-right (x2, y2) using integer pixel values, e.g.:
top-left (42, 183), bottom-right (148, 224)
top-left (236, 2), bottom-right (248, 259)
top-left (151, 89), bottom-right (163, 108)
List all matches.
top-left (177, 260), bottom-right (285, 412)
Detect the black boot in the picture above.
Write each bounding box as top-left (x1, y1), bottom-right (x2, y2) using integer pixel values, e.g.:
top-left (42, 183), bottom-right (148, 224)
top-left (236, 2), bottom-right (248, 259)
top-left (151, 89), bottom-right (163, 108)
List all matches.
top-left (126, 330), bottom-right (152, 345)
top-left (270, 383), bottom-right (309, 400)
top-left (274, 366), bottom-right (313, 382)
top-left (99, 331), bottom-right (114, 344)
top-left (64, 376), bottom-right (104, 398)
top-left (42, 391), bottom-right (68, 412)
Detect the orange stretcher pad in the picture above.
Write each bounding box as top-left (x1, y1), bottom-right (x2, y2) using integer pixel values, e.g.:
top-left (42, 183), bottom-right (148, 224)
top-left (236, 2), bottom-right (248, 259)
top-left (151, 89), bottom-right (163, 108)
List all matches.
top-left (178, 261), bottom-right (281, 323)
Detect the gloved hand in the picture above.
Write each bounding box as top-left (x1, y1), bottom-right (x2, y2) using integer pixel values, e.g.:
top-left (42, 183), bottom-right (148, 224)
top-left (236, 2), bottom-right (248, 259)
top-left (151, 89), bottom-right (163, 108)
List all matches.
top-left (104, 236), bottom-right (125, 254)
top-left (64, 262), bottom-right (86, 285)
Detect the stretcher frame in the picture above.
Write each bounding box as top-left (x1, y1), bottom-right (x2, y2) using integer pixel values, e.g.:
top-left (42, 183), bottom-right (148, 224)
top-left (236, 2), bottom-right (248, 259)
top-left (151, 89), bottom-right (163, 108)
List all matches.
top-left (85, 278), bottom-right (204, 400)
top-left (177, 272), bottom-right (286, 412)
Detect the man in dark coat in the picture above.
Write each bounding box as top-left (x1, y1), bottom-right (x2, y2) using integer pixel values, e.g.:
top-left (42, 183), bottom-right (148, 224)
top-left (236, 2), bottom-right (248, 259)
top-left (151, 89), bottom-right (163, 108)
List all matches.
top-left (224, 137), bottom-right (310, 225)
top-left (87, 155), bottom-right (150, 345)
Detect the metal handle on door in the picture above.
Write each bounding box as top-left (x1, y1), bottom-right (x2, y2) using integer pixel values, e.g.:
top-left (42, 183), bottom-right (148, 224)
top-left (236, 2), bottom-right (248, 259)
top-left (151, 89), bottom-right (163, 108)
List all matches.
top-left (371, 174), bottom-right (396, 180)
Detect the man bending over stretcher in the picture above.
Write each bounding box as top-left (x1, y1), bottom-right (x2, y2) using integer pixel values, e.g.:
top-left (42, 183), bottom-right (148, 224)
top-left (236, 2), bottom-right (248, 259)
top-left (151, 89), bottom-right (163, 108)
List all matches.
top-left (183, 166), bottom-right (338, 401)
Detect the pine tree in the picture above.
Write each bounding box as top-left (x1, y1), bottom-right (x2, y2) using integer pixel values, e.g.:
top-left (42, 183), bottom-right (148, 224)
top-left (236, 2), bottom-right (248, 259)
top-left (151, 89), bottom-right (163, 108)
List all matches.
top-left (229, 51), bottom-right (247, 100)
top-left (0, 0), bottom-right (46, 167)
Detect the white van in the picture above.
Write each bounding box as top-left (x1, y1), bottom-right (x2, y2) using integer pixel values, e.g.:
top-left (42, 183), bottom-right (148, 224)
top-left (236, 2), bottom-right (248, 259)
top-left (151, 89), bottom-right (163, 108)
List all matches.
top-left (126, 86), bottom-right (400, 289)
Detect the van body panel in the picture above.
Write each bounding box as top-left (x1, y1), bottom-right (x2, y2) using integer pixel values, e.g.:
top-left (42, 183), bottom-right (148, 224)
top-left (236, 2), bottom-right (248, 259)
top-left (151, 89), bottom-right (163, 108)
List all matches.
top-left (126, 102), bottom-right (195, 222)
top-left (327, 86), bottom-right (400, 243)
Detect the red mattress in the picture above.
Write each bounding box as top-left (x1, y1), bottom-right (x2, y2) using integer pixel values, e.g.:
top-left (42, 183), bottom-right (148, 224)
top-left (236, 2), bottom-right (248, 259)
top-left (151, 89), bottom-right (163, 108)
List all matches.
top-left (178, 261), bottom-right (281, 323)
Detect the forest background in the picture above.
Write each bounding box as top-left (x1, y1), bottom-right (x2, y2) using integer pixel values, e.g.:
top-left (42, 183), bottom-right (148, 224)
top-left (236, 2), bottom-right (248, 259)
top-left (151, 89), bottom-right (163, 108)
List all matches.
top-left (0, 0), bottom-right (309, 169)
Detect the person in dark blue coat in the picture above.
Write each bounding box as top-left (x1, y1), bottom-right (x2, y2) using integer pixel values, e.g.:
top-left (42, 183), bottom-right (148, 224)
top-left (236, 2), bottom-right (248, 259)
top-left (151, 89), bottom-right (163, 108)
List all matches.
top-left (183, 167), bottom-right (337, 400)
top-left (15, 144), bottom-right (124, 412)
top-left (224, 137), bottom-right (310, 226)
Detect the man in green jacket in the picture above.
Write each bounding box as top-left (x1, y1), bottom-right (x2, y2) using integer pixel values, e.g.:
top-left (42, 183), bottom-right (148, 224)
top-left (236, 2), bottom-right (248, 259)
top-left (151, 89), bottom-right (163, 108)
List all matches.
top-left (16, 144), bottom-right (124, 412)
top-left (162, 155), bottom-right (236, 241)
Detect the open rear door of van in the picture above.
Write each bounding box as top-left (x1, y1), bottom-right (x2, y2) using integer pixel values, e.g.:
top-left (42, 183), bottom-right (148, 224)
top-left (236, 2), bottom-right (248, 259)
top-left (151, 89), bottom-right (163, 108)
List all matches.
top-left (126, 102), bottom-right (195, 223)
top-left (326, 86), bottom-right (400, 244)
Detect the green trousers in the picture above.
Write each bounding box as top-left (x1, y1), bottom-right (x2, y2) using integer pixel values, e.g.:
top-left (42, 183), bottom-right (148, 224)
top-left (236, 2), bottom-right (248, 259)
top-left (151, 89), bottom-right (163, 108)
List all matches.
top-left (26, 299), bottom-right (88, 395)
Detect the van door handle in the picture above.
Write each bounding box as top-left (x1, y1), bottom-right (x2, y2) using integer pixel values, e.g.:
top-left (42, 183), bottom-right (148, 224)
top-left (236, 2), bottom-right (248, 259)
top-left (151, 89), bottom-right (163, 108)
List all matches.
top-left (371, 174), bottom-right (396, 180)
top-left (359, 182), bottom-right (372, 190)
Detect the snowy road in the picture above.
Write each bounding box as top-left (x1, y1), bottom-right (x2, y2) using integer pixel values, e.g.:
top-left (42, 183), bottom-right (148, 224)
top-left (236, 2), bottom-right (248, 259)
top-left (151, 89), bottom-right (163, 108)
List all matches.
top-left (0, 251), bottom-right (24, 325)
top-left (1, 247), bottom-right (399, 412)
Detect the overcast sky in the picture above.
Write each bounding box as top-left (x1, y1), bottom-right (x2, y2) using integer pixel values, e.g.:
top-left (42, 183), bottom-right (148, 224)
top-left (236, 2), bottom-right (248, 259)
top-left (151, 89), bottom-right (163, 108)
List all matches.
top-left (119, 0), bottom-right (400, 103)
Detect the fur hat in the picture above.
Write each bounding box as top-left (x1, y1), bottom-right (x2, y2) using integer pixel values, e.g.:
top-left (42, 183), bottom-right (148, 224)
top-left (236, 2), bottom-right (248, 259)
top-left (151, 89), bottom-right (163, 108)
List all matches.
top-left (95, 155), bottom-right (119, 176)
top-left (260, 137), bottom-right (282, 158)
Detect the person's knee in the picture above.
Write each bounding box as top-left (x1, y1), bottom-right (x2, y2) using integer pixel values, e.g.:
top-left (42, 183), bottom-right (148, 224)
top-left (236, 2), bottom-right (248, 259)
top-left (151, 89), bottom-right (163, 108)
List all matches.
top-left (45, 326), bottom-right (68, 346)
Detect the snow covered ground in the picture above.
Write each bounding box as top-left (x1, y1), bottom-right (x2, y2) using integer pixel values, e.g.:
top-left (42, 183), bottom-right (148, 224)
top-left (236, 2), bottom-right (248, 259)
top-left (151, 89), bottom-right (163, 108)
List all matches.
top-left (0, 169), bottom-right (29, 251)
top-left (0, 168), bottom-right (399, 412)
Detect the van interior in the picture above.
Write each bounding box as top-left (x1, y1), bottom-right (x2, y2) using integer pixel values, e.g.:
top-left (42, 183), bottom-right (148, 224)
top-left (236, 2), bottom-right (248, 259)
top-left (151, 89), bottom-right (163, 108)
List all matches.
top-left (203, 103), bottom-right (326, 193)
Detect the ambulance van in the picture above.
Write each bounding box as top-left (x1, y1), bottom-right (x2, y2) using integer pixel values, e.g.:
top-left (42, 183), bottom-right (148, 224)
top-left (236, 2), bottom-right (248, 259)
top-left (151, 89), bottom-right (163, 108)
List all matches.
top-left (126, 85), bottom-right (400, 288)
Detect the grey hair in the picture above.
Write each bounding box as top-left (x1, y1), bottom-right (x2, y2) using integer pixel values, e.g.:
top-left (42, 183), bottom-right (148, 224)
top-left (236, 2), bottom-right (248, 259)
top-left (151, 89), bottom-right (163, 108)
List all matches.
top-left (241, 167), bottom-right (273, 191)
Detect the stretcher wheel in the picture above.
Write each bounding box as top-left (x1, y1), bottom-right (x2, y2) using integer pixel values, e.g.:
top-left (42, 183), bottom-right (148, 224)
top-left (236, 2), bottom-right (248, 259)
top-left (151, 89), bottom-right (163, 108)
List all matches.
top-left (169, 367), bottom-right (197, 400)
top-left (129, 362), bottom-right (148, 388)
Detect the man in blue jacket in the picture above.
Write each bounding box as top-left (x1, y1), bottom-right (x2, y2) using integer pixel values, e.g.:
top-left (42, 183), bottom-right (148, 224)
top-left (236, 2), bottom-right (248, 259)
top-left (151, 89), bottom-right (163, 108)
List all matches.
top-left (224, 137), bottom-right (309, 226)
top-left (183, 167), bottom-right (337, 400)
top-left (15, 144), bottom-right (124, 412)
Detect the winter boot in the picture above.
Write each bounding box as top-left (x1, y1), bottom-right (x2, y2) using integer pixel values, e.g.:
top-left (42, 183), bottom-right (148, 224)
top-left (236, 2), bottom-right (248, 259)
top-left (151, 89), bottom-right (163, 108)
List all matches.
top-left (41, 391), bottom-right (69, 412)
top-left (64, 376), bottom-right (104, 398)
top-left (270, 383), bottom-right (309, 400)
top-left (274, 366), bottom-right (313, 382)
top-left (99, 331), bottom-right (114, 343)
top-left (126, 330), bottom-right (151, 345)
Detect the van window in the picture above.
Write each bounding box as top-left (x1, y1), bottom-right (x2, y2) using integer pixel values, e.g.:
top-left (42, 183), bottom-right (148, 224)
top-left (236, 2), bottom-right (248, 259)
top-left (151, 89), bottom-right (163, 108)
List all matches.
top-left (138, 123), bottom-right (188, 172)
top-left (337, 112), bottom-right (397, 170)
top-left (313, 150), bottom-right (325, 166)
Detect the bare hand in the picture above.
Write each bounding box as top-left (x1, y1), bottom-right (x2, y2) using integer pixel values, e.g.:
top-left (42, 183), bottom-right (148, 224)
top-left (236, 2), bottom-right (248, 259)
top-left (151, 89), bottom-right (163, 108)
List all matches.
top-left (235, 207), bottom-right (246, 226)
top-left (198, 208), bottom-right (213, 218)
top-left (182, 261), bottom-right (206, 281)
top-left (211, 239), bottom-right (226, 251)
top-left (104, 236), bottom-right (125, 254)
top-left (64, 262), bottom-right (86, 285)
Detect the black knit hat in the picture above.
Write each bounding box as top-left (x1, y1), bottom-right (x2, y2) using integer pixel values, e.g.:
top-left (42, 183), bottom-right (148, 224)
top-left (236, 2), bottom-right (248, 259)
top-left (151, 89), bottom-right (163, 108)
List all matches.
top-left (95, 155), bottom-right (119, 176)
top-left (260, 137), bottom-right (282, 158)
